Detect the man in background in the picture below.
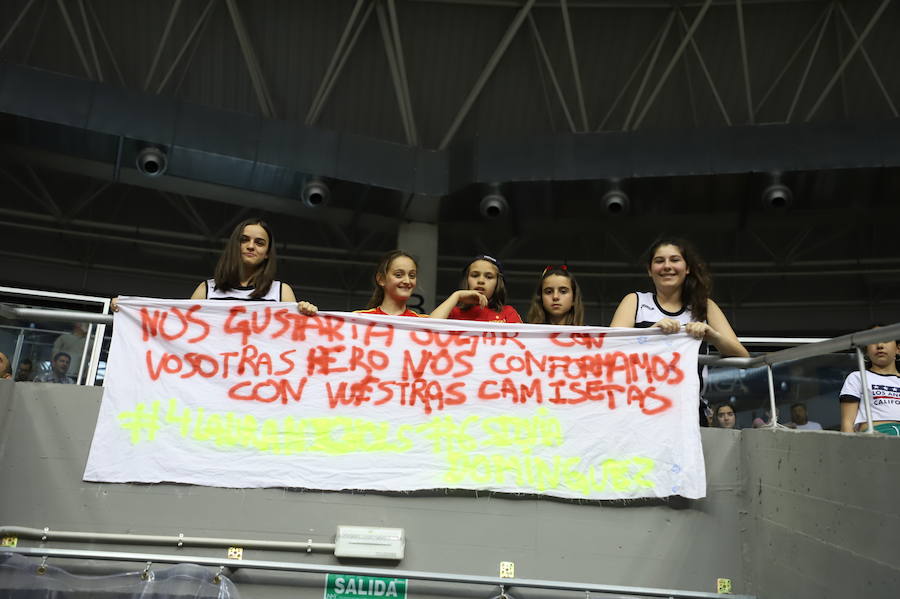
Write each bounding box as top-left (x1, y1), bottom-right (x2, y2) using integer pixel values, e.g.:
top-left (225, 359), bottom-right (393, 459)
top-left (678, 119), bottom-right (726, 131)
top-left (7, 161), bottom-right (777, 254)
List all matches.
top-left (51, 323), bottom-right (89, 382)
top-left (790, 402), bottom-right (823, 430)
top-left (33, 352), bottom-right (75, 384)
top-left (14, 358), bottom-right (33, 382)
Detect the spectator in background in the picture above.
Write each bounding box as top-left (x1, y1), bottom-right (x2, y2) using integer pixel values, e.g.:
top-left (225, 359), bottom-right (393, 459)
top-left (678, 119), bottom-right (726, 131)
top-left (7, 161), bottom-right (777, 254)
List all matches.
top-left (33, 352), bottom-right (75, 384)
top-left (14, 358), bottom-right (33, 382)
top-left (839, 330), bottom-right (900, 435)
top-left (714, 403), bottom-right (737, 429)
top-left (752, 409), bottom-right (772, 428)
top-left (0, 352), bottom-right (11, 379)
top-left (789, 402), bottom-right (822, 430)
top-left (51, 323), bottom-right (88, 382)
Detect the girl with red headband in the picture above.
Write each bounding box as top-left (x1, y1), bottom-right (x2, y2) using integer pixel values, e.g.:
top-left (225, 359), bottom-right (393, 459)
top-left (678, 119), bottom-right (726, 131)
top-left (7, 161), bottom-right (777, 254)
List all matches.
top-left (526, 265), bottom-right (584, 326)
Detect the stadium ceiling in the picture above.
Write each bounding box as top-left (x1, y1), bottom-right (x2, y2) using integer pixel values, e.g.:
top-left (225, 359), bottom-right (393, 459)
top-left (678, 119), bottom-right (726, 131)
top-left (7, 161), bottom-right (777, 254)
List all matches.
top-left (1, 0), bottom-right (899, 333)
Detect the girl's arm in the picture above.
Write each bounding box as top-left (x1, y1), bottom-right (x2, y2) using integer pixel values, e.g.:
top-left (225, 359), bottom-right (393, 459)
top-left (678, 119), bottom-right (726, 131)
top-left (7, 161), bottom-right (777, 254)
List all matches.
top-left (692, 299), bottom-right (749, 357)
top-left (430, 290), bottom-right (486, 319)
top-left (190, 282), bottom-right (207, 300)
top-left (840, 400), bottom-right (859, 433)
top-left (609, 293), bottom-right (637, 327)
top-left (281, 283), bottom-right (297, 302)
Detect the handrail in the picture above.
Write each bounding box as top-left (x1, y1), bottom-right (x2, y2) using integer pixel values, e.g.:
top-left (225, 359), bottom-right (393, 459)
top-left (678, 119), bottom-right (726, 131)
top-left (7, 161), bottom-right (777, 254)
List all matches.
top-left (0, 305), bottom-right (113, 325)
top-left (1, 547), bottom-right (755, 599)
top-left (0, 525), bottom-right (335, 553)
top-left (698, 322), bottom-right (900, 368)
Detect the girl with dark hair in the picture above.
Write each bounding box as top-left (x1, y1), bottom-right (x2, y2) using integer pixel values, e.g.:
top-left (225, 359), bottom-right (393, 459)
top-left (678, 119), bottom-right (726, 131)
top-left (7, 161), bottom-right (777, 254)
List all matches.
top-left (839, 328), bottom-right (900, 435)
top-left (190, 218), bottom-right (317, 314)
top-left (431, 255), bottom-right (521, 322)
top-left (356, 250), bottom-right (427, 317)
top-left (610, 237), bottom-right (746, 356)
top-left (526, 265), bottom-right (584, 326)
top-left (713, 403), bottom-right (737, 429)
top-left (610, 238), bottom-right (747, 426)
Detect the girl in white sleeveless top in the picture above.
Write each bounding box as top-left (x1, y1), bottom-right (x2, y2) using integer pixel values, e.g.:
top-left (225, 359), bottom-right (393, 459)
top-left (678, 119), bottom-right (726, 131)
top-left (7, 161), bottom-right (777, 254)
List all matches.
top-left (610, 238), bottom-right (748, 424)
top-left (190, 218), bottom-right (317, 315)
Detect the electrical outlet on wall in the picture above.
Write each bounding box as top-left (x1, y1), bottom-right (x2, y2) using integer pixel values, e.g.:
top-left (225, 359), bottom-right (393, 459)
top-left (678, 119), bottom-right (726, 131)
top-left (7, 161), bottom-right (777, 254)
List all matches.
top-left (499, 561), bottom-right (515, 578)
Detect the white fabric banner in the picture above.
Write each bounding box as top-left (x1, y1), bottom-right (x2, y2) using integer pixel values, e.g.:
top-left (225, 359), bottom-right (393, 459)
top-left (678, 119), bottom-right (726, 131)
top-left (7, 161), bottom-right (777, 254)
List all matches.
top-left (84, 298), bottom-right (705, 500)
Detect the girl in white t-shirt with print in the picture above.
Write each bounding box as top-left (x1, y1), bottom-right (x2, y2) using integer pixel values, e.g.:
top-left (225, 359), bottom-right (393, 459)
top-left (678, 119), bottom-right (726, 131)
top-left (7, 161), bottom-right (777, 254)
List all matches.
top-left (839, 330), bottom-right (900, 435)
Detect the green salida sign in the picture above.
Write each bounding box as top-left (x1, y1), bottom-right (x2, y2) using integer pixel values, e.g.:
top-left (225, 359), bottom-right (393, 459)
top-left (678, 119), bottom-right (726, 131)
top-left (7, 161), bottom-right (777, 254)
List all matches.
top-left (325, 574), bottom-right (408, 599)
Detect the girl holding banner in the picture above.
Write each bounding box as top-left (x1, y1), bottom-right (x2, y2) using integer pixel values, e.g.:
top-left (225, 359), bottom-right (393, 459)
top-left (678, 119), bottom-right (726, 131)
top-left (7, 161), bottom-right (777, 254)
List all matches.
top-left (609, 237), bottom-right (746, 356)
top-left (526, 265), bottom-right (584, 325)
top-left (113, 219), bottom-right (317, 314)
top-left (190, 218), bottom-right (317, 314)
top-left (609, 238), bottom-right (747, 425)
top-left (356, 250), bottom-right (428, 317)
top-left (431, 255), bottom-right (522, 323)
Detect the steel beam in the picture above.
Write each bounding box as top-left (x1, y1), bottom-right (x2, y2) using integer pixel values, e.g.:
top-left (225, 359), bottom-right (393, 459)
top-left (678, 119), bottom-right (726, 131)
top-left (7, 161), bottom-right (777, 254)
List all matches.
top-left (735, 0), bottom-right (753, 123)
top-left (560, 0), bottom-right (590, 131)
top-left (56, 0), bottom-right (93, 79)
top-left (0, 0), bottom-right (36, 53)
top-left (76, 0), bottom-right (103, 82)
top-left (835, 1), bottom-right (897, 117)
top-left (226, 0), bottom-right (277, 118)
top-left (753, 3), bottom-right (829, 117)
top-left (0, 166), bottom-right (64, 221)
top-left (85, 1), bottom-right (126, 86)
top-left (155, 0), bottom-right (217, 95)
top-left (387, 0), bottom-right (418, 143)
top-left (677, 9), bottom-right (731, 126)
top-left (377, 2), bottom-right (415, 144)
top-left (439, 0), bottom-right (538, 149)
top-left (23, 3), bottom-right (48, 67)
top-left (144, 0), bottom-right (182, 90)
top-left (306, 0), bottom-right (366, 124)
top-left (527, 13), bottom-right (577, 132)
top-left (66, 182), bottom-right (112, 220)
top-left (596, 15), bottom-right (668, 131)
top-left (631, 0), bottom-right (713, 130)
top-left (306, 0), bottom-right (375, 125)
top-left (621, 9), bottom-right (676, 131)
top-left (785, 3), bottom-right (834, 122)
top-left (804, 0), bottom-right (891, 121)
top-left (805, 0), bottom-right (891, 121)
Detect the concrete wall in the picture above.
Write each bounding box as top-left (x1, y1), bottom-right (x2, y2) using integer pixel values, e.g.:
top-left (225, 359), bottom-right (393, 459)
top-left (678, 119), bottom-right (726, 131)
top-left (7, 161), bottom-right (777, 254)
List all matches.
top-left (741, 429), bottom-right (900, 599)
top-left (1, 381), bottom-right (898, 598)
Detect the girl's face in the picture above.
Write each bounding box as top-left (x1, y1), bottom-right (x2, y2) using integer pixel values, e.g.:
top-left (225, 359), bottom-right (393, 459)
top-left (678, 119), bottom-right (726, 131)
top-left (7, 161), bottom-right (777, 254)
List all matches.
top-left (541, 274), bottom-right (574, 322)
top-left (648, 244), bottom-right (689, 291)
top-left (378, 256), bottom-right (417, 303)
top-left (716, 406), bottom-right (736, 429)
top-left (866, 338), bottom-right (899, 369)
top-left (240, 224), bottom-right (270, 270)
top-left (467, 260), bottom-right (499, 300)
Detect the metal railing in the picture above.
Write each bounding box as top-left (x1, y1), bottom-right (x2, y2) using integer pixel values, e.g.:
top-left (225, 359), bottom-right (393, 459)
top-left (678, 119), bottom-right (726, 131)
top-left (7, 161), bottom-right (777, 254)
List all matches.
top-left (1, 546), bottom-right (754, 599)
top-left (698, 322), bottom-right (900, 433)
top-left (0, 286), bottom-right (111, 386)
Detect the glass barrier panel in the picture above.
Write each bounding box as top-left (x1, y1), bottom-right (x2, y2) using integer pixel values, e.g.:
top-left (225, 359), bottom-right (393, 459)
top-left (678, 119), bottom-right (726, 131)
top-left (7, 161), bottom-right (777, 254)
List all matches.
top-left (0, 286), bottom-right (110, 386)
top-left (705, 352), bottom-right (857, 430)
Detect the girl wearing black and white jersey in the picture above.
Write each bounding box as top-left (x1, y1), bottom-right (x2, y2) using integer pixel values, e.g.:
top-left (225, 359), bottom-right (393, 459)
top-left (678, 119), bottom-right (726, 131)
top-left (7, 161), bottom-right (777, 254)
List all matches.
top-left (609, 238), bottom-right (747, 424)
top-left (190, 218), bottom-right (317, 314)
